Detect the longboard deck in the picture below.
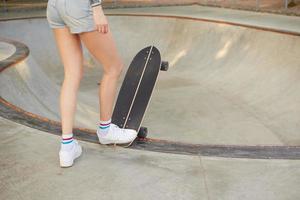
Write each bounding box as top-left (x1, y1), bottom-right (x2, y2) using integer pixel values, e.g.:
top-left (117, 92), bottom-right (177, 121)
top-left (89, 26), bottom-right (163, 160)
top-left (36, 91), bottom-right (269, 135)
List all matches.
top-left (123, 47), bottom-right (161, 132)
top-left (112, 46), bottom-right (161, 134)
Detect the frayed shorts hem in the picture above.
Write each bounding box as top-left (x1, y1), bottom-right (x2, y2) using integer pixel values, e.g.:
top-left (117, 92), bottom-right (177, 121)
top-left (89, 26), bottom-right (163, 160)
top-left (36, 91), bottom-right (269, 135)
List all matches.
top-left (48, 24), bottom-right (96, 34)
top-left (70, 26), bottom-right (96, 34)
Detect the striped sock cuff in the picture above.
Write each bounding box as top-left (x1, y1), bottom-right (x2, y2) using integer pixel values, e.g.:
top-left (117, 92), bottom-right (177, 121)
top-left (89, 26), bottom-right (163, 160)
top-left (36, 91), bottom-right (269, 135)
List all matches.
top-left (62, 134), bottom-right (74, 144)
top-left (99, 119), bottom-right (111, 130)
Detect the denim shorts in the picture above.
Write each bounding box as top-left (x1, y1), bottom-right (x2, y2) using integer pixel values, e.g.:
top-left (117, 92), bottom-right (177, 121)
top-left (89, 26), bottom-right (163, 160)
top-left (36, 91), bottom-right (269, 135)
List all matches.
top-left (46, 0), bottom-right (95, 34)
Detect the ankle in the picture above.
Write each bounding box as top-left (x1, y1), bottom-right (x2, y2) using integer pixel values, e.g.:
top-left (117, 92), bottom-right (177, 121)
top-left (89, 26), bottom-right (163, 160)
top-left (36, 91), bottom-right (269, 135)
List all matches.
top-left (61, 133), bottom-right (74, 151)
top-left (98, 119), bottom-right (112, 136)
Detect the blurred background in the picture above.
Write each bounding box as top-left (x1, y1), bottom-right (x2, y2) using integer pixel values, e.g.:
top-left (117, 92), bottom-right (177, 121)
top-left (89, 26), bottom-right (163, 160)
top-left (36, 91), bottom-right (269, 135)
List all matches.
top-left (1, 0), bottom-right (300, 16)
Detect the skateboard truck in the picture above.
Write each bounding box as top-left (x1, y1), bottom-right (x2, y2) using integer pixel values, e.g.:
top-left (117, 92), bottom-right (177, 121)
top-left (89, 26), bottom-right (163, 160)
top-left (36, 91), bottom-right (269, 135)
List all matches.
top-left (160, 61), bottom-right (169, 71)
top-left (138, 126), bottom-right (148, 138)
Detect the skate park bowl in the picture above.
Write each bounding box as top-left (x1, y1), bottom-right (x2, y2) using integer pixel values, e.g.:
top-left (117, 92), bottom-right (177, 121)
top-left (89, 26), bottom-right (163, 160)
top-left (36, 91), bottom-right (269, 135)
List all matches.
top-left (1, 12), bottom-right (300, 159)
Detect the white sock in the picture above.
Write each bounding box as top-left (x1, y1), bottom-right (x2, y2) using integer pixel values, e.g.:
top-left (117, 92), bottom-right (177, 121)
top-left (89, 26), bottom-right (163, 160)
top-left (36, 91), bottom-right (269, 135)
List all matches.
top-left (98, 119), bottom-right (112, 136)
top-left (61, 133), bottom-right (74, 151)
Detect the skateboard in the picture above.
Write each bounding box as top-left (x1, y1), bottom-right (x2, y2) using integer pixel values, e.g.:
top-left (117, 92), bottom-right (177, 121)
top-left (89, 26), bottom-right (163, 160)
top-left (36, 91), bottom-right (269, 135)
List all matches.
top-left (111, 46), bottom-right (168, 146)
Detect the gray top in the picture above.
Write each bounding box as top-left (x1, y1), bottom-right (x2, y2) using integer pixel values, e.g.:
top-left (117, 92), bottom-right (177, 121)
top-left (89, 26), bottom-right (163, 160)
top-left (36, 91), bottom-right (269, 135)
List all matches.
top-left (89, 0), bottom-right (102, 7)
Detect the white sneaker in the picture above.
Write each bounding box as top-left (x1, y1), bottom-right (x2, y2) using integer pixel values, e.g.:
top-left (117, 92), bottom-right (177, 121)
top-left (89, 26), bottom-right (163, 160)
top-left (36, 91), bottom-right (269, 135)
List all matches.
top-left (97, 123), bottom-right (137, 145)
top-left (59, 139), bottom-right (82, 168)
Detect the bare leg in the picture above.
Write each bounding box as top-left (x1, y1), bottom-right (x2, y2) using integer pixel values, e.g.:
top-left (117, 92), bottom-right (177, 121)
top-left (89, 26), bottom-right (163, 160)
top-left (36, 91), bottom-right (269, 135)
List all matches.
top-left (79, 28), bottom-right (124, 121)
top-left (53, 27), bottom-right (84, 135)
top-left (79, 29), bottom-right (137, 145)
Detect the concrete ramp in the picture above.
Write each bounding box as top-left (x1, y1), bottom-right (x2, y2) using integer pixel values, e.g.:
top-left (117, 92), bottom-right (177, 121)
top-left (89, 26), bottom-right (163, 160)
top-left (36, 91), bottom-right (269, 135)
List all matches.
top-left (1, 14), bottom-right (300, 146)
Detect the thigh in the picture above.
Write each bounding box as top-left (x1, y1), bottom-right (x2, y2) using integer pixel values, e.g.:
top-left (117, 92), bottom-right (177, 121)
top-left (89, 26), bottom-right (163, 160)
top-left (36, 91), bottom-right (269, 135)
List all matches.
top-left (53, 27), bottom-right (83, 77)
top-left (79, 29), bottom-right (122, 72)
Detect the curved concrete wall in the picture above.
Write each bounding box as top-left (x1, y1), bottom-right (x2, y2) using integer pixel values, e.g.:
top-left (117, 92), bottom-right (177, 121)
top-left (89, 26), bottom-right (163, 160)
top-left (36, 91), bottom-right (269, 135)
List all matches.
top-left (0, 16), bottom-right (299, 145)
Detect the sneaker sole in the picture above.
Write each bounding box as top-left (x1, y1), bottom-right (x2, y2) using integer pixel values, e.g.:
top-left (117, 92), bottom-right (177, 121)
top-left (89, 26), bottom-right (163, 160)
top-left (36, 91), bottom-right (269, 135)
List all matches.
top-left (105, 137), bottom-right (137, 148)
top-left (99, 136), bottom-right (137, 145)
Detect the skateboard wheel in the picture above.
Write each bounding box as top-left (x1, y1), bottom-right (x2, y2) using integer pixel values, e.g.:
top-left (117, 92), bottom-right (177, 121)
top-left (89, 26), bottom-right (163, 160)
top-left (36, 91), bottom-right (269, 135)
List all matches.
top-left (160, 61), bottom-right (169, 71)
top-left (138, 127), bottom-right (148, 138)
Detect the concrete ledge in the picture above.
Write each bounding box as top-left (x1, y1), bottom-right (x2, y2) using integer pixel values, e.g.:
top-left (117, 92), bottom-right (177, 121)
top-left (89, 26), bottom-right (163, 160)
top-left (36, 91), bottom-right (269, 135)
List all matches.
top-left (0, 37), bottom-right (29, 72)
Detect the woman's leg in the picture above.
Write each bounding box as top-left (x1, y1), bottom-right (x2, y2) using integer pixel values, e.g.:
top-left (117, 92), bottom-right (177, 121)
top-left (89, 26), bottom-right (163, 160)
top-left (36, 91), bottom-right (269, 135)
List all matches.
top-left (79, 29), bottom-right (137, 145)
top-left (79, 29), bottom-right (123, 121)
top-left (53, 27), bottom-right (84, 135)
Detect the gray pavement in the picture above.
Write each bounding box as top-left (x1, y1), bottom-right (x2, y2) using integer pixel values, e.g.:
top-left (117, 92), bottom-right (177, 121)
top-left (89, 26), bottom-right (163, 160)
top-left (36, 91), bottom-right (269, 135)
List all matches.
top-left (1, 117), bottom-right (300, 200)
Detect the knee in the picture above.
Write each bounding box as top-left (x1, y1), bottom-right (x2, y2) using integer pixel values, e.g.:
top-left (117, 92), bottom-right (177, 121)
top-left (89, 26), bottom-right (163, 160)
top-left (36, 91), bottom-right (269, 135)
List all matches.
top-left (104, 61), bottom-right (124, 79)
